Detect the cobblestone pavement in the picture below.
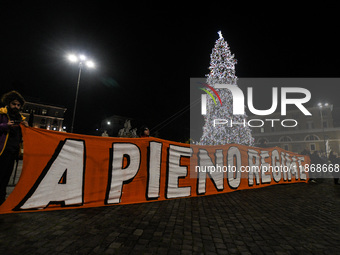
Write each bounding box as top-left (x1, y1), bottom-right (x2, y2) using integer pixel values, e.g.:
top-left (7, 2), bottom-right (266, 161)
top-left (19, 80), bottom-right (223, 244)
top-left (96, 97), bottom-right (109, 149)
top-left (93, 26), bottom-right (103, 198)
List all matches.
top-left (1, 173), bottom-right (340, 254)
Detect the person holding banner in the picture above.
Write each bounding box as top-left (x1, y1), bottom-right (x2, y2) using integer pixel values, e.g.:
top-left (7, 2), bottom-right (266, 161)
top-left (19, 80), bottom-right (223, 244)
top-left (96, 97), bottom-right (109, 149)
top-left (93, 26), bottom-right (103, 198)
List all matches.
top-left (329, 150), bottom-right (340, 185)
top-left (0, 91), bottom-right (28, 205)
top-left (310, 151), bottom-right (325, 183)
top-left (139, 125), bottom-right (150, 138)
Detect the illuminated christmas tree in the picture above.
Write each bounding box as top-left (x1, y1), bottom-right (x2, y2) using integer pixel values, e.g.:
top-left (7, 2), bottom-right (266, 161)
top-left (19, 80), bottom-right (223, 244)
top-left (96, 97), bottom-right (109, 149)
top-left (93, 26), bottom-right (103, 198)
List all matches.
top-left (200, 31), bottom-right (254, 146)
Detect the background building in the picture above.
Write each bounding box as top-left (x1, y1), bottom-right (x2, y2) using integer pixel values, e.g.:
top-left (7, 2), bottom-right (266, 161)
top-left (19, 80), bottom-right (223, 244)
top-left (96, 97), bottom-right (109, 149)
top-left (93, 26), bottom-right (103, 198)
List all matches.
top-left (22, 101), bottom-right (67, 132)
top-left (252, 104), bottom-right (340, 155)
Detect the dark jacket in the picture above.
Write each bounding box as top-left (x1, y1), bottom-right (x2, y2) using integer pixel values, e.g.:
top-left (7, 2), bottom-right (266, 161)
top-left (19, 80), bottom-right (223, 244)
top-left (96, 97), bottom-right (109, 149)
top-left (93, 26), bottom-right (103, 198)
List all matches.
top-left (0, 107), bottom-right (25, 156)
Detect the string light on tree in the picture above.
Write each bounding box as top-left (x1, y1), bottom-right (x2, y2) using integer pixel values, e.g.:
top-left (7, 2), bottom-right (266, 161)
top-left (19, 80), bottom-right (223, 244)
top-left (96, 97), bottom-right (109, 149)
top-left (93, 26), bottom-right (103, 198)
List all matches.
top-left (200, 31), bottom-right (254, 146)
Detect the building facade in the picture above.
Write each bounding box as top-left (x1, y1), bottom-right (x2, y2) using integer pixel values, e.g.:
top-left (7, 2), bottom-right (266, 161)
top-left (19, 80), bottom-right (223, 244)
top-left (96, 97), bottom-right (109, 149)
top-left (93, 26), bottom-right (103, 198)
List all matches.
top-left (22, 102), bottom-right (67, 132)
top-left (251, 105), bottom-right (340, 155)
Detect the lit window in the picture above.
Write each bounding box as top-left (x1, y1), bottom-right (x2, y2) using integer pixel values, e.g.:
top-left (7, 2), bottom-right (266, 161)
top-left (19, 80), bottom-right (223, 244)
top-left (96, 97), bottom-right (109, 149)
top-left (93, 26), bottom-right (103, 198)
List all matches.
top-left (310, 143), bottom-right (316, 151)
top-left (305, 135), bottom-right (319, 141)
top-left (279, 136), bottom-right (292, 142)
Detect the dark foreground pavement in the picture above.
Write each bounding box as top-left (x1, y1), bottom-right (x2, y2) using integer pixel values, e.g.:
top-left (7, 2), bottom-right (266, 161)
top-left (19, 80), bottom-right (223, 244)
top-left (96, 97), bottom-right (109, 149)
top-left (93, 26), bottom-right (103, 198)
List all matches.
top-left (1, 178), bottom-right (340, 255)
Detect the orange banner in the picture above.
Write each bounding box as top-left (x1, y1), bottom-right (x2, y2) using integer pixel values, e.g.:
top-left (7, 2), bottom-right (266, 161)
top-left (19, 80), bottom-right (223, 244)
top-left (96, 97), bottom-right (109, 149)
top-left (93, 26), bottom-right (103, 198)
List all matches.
top-left (0, 127), bottom-right (309, 214)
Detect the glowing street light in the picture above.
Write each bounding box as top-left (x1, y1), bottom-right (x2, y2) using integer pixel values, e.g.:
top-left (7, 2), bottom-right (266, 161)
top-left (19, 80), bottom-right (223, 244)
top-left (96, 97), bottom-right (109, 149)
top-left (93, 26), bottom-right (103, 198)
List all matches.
top-left (68, 54), bottom-right (78, 62)
top-left (67, 53), bottom-right (95, 133)
top-left (86, 61), bottom-right (95, 68)
top-left (318, 102), bottom-right (330, 156)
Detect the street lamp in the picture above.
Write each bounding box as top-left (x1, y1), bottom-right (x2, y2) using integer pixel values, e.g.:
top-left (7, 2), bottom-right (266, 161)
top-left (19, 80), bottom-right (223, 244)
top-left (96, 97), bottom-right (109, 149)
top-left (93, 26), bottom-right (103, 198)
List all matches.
top-left (67, 54), bottom-right (95, 133)
top-left (318, 102), bottom-right (329, 157)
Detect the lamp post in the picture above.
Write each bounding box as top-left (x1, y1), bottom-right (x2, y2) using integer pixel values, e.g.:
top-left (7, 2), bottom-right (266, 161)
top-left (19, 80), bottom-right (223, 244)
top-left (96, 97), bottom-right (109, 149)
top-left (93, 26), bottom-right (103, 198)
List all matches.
top-left (318, 102), bottom-right (329, 157)
top-left (68, 54), bottom-right (95, 133)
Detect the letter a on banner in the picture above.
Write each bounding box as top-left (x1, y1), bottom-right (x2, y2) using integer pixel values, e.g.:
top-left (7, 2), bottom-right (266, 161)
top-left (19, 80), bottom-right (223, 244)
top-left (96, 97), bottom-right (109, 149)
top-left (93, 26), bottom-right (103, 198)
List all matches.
top-left (17, 139), bottom-right (85, 210)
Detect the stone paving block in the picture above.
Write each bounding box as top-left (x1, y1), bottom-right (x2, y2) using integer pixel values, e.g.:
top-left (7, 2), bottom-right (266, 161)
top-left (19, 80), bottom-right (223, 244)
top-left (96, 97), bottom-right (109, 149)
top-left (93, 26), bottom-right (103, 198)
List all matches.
top-left (205, 251), bottom-right (218, 255)
top-left (133, 228), bottom-right (143, 236)
top-left (138, 238), bottom-right (150, 245)
top-left (192, 245), bottom-right (203, 252)
top-left (108, 242), bottom-right (122, 249)
top-left (167, 250), bottom-right (181, 255)
top-left (215, 242), bottom-right (227, 249)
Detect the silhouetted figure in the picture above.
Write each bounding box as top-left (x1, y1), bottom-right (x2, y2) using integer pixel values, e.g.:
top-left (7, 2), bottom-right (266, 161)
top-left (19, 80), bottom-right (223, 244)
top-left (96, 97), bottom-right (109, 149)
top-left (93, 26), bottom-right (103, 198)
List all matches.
top-left (0, 91), bottom-right (28, 205)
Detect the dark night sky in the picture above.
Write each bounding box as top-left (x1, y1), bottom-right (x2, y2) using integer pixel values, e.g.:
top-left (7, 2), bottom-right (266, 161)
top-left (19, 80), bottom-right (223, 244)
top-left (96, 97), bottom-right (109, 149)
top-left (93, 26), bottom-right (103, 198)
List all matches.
top-left (1, 3), bottom-right (339, 141)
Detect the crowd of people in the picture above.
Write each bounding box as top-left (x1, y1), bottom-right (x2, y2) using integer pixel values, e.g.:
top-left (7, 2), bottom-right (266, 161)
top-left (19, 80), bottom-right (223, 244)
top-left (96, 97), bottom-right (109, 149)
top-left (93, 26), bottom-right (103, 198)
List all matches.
top-left (301, 148), bottom-right (340, 185)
